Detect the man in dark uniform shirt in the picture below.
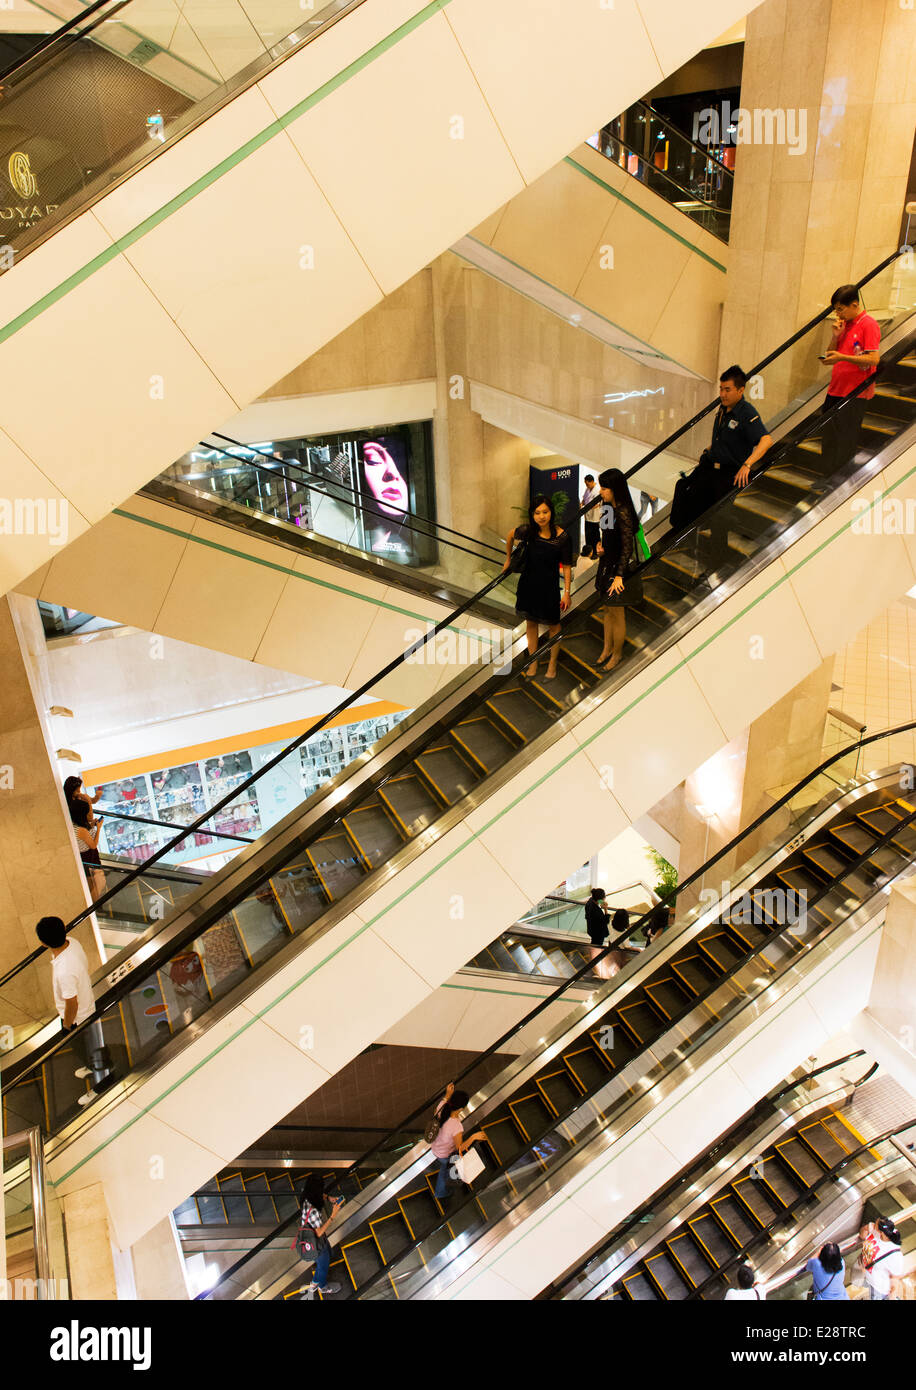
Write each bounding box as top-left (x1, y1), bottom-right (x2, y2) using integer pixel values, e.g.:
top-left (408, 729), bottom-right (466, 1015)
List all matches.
top-left (703, 364), bottom-right (773, 571)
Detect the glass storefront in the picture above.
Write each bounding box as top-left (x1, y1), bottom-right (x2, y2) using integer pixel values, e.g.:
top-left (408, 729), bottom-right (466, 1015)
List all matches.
top-left (96, 710), bottom-right (411, 869)
top-left (169, 421), bottom-right (437, 569)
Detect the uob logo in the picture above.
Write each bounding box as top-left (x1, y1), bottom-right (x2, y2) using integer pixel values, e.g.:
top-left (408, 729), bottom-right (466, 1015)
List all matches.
top-left (8, 151), bottom-right (37, 198)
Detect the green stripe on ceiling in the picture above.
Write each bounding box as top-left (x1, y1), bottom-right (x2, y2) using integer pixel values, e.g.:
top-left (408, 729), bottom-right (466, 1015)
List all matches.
top-left (112, 507), bottom-right (498, 644)
top-left (564, 155), bottom-right (727, 274)
top-left (446, 916), bottom-right (883, 1300)
top-left (52, 462), bottom-right (915, 1184)
top-left (0, 0), bottom-right (455, 346)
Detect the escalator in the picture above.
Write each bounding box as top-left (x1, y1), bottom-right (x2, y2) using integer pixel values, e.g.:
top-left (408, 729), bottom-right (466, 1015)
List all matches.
top-left (2, 256), bottom-right (915, 1252)
top-left (178, 1052), bottom-right (880, 1293)
top-left (0, 0), bottom-right (733, 596)
top-left (545, 1059), bottom-right (916, 1301)
top-left (196, 729), bottom-right (916, 1300)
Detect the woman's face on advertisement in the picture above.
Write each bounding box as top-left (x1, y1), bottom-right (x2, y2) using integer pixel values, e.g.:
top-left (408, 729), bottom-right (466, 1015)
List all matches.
top-left (362, 441), bottom-right (408, 519)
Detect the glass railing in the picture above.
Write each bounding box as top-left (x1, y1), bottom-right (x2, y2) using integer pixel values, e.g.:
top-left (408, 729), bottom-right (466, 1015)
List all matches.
top-left (148, 431), bottom-right (519, 615)
top-left (548, 1050), bottom-right (876, 1299)
top-left (2, 250), bottom-right (912, 1142)
top-left (588, 99), bottom-right (734, 242)
top-left (0, 0), bottom-right (366, 264)
top-left (196, 727), bottom-right (916, 1300)
top-left (2, 1127), bottom-right (68, 1300)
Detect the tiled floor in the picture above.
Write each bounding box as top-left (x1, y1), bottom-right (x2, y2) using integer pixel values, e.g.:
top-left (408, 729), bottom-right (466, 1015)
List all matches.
top-left (828, 600), bottom-right (916, 774)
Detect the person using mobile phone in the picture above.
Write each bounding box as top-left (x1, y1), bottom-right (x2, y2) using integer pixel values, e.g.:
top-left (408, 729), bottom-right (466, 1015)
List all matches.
top-left (297, 1174), bottom-right (345, 1299)
top-left (818, 284), bottom-right (881, 474)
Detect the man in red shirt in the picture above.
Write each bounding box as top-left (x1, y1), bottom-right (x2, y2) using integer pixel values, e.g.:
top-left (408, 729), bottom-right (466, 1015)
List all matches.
top-left (820, 284), bottom-right (881, 473)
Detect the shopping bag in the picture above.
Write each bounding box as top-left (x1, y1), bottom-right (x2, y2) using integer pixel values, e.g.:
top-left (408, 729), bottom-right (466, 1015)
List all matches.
top-left (455, 1147), bottom-right (485, 1185)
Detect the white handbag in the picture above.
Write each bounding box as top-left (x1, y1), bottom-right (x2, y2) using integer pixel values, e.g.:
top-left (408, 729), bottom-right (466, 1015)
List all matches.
top-left (454, 1146), bottom-right (485, 1185)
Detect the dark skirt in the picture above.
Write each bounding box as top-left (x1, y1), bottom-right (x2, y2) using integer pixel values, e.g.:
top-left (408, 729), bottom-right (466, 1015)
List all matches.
top-left (596, 558), bottom-right (643, 608)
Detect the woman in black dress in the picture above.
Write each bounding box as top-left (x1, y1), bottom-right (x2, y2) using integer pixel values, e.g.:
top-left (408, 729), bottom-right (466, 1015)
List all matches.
top-left (504, 495), bottom-right (573, 679)
top-left (595, 468), bottom-right (642, 671)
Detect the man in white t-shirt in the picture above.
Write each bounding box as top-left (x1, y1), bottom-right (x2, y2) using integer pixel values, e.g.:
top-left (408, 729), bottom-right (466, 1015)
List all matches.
top-left (863, 1219), bottom-right (904, 1300)
top-left (724, 1263), bottom-right (766, 1300)
top-left (36, 915), bottom-right (110, 1108)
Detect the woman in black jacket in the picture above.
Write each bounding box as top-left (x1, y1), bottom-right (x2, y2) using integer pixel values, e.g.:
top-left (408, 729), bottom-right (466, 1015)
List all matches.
top-left (595, 469), bottom-right (642, 672)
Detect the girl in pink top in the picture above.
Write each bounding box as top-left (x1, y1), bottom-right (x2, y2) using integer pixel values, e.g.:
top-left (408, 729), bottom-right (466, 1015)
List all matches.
top-left (428, 1082), bottom-right (486, 1203)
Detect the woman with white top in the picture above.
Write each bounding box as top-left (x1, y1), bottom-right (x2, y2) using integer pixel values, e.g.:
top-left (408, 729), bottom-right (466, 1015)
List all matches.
top-left (862, 1218), bottom-right (903, 1300)
top-left (724, 1263), bottom-right (766, 1300)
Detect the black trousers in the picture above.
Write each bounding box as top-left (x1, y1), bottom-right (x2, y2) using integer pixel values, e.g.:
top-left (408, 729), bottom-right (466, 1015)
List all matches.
top-left (67, 1020), bottom-right (114, 1087)
top-left (582, 520), bottom-right (600, 557)
top-left (820, 393), bottom-right (868, 475)
top-left (705, 464), bottom-right (739, 570)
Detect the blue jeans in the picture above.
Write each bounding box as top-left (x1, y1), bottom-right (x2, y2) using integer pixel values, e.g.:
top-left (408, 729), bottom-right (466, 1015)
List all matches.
top-left (434, 1155), bottom-right (452, 1200)
top-left (312, 1244), bottom-right (331, 1289)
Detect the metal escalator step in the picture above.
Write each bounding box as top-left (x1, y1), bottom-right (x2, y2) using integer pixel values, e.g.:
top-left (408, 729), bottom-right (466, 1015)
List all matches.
top-left (803, 843), bottom-right (853, 879)
top-left (756, 1156), bottom-right (804, 1205)
top-left (508, 1092), bottom-right (556, 1143)
top-left (450, 716), bottom-right (516, 776)
top-left (658, 549), bottom-right (706, 589)
top-left (503, 939), bottom-right (538, 973)
top-left (891, 823), bottom-right (916, 854)
top-left (561, 633), bottom-right (605, 676)
top-left (798, 1118), bottom-right (850, 1169)
top-left (830, 821), bottom-right (877, 856)
top-left (563, 1042), bottom-right (615, 1092)
top-left (369, 1211), bottom-right (414, 1265)
top-left (274, 864), bottom-right (334, 928)
top-left (546, 950), bottom-right (576, 977)
top-left (400, 1188), bottom-right (445, 1243)
top-left (857, 804), bottom-right (904, 835)
top-left (306, 829), bottom-right (366, 901)
top-left (731, 1174), bottom-right (785, 1222)
top-left (415, 745), bottom-right (480, 805)
top-left (644, 976), bottom-right (691, 1019)
top-left (524, 944), bottom-right (562, 977)
top-left (377, 774), bottom-right (440, 837)
top-left (775, 1136), bottom-right (826, 1187)
top-left (342, 801), bottom-right (404, 871)
top-left (667, 1231), bottom-right (716, 1286)
top-left (485, 689), bottom-right (552, 742)
top-left (866, 844), bottom-right (911, 877)
top-left (486, 939), bottom-right (518, 973)
top-left (861, 414), bottom-right (899, 436)
top-left (529, 663), bottom-right (587, 708)
top-left (776, 865), bottom-right (825, 897)
top-left (689, 1214), bottom-right (739, 1265)
top-left (480, 1116), bottom-right (527, 1167)
top-left (616, 1000), bottom-right (666, 1047)
top-left (645, 1251), bottom-right (691, 1300)
top-left (621, 1270), bottom-right (661, 1301)
top-left (340, 1233), bottom-right (385, 1290)
top-left (536, 1068), bottom-right (584, 1118)
top-left (733, 490), bottom-right (795, 524)
top-left (697, 928), bottom-right (747, 973)
top-left (765, 464), bottom-right (821, 490)
top-left (711, 1194), bottom-right (762, 1246)
top-left (670, 951), bottom-right (722, 993)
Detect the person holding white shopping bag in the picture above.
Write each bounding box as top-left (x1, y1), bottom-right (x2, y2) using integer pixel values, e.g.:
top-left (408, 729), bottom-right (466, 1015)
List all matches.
top-left (425, 1082), bottom-right (487, 1206)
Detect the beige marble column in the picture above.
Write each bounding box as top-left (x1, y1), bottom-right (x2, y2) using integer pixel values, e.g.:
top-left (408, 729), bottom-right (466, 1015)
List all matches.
top-left (720, 0), bottom-right (916, 405)
top-left (130, 1216), bottom-right (190, 1301)
top-left (0, 593), bottom-right (99, 1039)
top-left (61, 1182), bottom-right (119, 1300)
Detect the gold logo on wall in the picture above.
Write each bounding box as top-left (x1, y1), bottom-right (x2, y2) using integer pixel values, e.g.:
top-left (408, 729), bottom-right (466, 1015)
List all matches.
top-left (8, 151), bottom-right (38, 199)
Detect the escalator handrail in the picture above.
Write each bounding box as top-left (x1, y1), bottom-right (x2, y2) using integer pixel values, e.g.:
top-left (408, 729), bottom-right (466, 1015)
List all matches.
top-left (685, 1117), bottom-right (916, 1300)
top-left (201, 764), bottom-right (915, 1297)
top-left (343, 800), bottom-right (916, 1301)
top-left (596, 125), bottom-right (730, 219)
top-left (0, 0), bottom-right (129, 83)
top-left (200, 431), bottom-right (506, 562)
top-left (542, 1049), bottom-right (874, 1299)
top-left (97, 806), bottom-right (254, 845)
top-left (3, 252), bottom-right (908, 1048)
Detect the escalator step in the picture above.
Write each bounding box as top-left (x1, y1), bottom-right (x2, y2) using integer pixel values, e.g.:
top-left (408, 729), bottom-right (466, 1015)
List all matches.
top-left (755, 1157), bottom-right (803, 1205)
top-left (803, 844), bottom-right (851, 879)
top-left (777, 865), bottom-right (826, 897)
top-left (857, 804), bottom-right (903, 835)
top-left (306, 829), bottom-right (366, 901)
top-left (562, 1043), bottom-right (615, 1094)
top-left (480, 1116), bottom-right (527, 1168)
top-left (504, 940), bottom-right (538, 973)
top-left (644, 976), bottom-right (691, 1020)
top-left (342, 801), bottom-right (404, 870)
top-left (621, 1271), bottom-right (661, 1301)
top-left (378, 774), bottom-right (440, 837)
top-left (689, 1214), bottom-right (738, 1265)
top-left (615, 1000), bottom-right (667, 1047)
top-left (535, 1069), bottom-right (584, 1117)
top-left (415, 745), bottom-right (480, 805)
top-left (369, 1212), bottom-right (414, 1265)
top-left (670, 952), bottom-right (722, 993)
top-left (486, 940), bottom-right (518, 973)
top-left (645, 1251), bottom-right (692, 1300)
top-left (696, 929), bottom-right (747, 973)
top-left (799, 1118), bottom-right (851, 1169)
top-left (667, 1232), bottom-right (716, 1286)
top-left (776, 1136), bottom-right (826, 1187)
top-left (528, 663), bottom-right (586, 708)
top-left (561, 633), bottom-right (605, 676)
top-left (400, 1189), bottom-right (444, 1243)
top-left (508, 1092), bottom-right (556, 1144)
top-left (341, 1233), bottom-right (386, 1290)
top-left (830, 822), bottom-right (877, 856)
top-left (731, 1175), bottom-right (785, 1223)
top-left (546, 950), bottom-right (576, 977)
top-left (450, 717), bottom-right (516, 776)
top-left (485, 689), bottom-right (552, 742)
top-left (710, 1194), bottom-right (762, 1247)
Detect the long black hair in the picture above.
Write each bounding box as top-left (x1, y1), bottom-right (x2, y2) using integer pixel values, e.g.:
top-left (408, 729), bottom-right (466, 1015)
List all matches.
top-left (818, 1242), bottom-right (844, 1274)
top-left (597, 469), bottom-right (639, 534)
top-left (63, 775), bottom-right (82, 805)
top-left (301, 1174), bottom-right (325, 1210)
top-left (876, 1217), bottom-right (901, 1245)
top-left (437, 1088), bottom-right (469, 1127)
top-left (527, 493), bottom-right (558, 538)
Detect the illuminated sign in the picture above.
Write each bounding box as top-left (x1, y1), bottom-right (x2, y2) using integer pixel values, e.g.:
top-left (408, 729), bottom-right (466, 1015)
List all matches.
top-left (603, 387), bottom-right (666, 404)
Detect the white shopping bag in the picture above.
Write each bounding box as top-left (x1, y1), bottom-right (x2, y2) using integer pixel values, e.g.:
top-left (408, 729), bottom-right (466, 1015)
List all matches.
top-left (455, 1147), bottom-right (485, 1185)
